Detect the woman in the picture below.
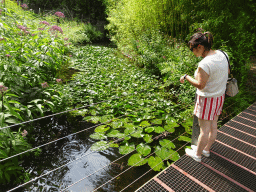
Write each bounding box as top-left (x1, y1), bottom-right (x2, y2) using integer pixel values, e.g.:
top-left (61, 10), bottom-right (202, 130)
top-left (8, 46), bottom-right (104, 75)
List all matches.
top-left (180, 31), bottom-right (229, 162)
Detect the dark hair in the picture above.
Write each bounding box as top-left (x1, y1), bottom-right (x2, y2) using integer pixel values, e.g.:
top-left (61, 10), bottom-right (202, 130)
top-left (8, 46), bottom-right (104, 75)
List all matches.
top-left (188, 31), bottom-right (213, 51)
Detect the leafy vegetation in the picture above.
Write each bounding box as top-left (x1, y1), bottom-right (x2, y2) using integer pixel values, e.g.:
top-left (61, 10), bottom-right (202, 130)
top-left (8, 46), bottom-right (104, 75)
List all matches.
top-left (0, 0), bottom-right (255, 189)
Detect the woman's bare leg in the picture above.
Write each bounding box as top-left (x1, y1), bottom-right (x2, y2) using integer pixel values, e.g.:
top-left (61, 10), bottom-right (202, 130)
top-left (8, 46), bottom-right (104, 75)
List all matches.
top-left (204, 115), bottom-right (219, 152)
top-left (196, 119), bottom-right (211, 157)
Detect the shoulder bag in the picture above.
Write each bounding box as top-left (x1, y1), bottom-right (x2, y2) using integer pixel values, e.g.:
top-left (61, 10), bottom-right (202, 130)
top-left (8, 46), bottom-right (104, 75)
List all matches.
top-left (219, 50), bottom-right (239, 97)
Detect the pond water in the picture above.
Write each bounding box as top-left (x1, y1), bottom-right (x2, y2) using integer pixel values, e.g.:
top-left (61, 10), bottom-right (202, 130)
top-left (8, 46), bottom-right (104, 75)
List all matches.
top-left (8, 115), bottom-right (161, 192)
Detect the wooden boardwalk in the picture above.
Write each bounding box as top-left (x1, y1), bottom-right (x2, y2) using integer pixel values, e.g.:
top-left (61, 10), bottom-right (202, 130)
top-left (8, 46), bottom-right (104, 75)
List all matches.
top-left (136, 102), bottom-right (256, 192)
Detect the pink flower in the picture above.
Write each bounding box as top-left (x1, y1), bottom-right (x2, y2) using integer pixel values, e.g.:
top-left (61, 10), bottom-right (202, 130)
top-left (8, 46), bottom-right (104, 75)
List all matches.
top-left (49, 25), bottom-right (63, 34)
top-left (0, 38), bottom-right (4, 41)
top-left (64, 37), bottom-right (68, 41)
top-left (54, 12), bottom-right (65, 18)
top-left (38, 28), bottom-right (44, 30)
top-left (21, 4), bottom-right (28, 9)
top-left (56, 79), bottom-right (62, 83)
top-left (39, 21), bottom-right (50, 26)
top-left (41, 82), bottom-right (49, 88)
top-left (17, 25), bottom-right (28, 32)
top-left (22, 130), bottom-right (28, 137)
top-left (31, 34), bottom-right (35, 36)
top-left (69, 55), bottom-right (72, 57)
top-left (5, 54), bottom-right (11, 57)
top-left (163, 56), bottom-right (166, 59)
top-left (0, 85), bottom-right (8, 92)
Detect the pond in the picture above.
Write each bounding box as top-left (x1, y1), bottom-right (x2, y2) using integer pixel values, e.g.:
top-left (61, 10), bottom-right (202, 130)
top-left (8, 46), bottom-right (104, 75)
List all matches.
top-left (6, 114), bottom-right (173, 192)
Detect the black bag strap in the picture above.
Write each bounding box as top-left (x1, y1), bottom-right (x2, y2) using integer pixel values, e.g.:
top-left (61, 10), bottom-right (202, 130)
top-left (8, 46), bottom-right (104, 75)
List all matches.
top-left (219, 50), bottom-right (231, 74)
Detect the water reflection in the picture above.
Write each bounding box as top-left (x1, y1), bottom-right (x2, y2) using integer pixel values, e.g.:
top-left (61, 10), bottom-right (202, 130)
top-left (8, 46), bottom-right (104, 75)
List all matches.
top-left (14, 115), bottom-right (156, 192)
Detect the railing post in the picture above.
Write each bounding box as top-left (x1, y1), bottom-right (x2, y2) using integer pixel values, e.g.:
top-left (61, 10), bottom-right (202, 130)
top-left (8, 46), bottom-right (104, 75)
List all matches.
top-left (191, 94), bottom-right (200, 145)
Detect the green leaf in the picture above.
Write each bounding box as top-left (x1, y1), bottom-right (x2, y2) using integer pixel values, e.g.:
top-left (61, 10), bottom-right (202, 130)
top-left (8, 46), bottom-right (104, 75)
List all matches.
top-left (145, 127), bottom-right (154, 133)
top-left (139, 120), bottom-right (150, 127)
top-left (168, 149), bottom-right (180, 161)
top-left (0, 149), bottom-right (8, 159)
top-left (131, 129), bottom-right (144, 138)
top-left (4, 102), bottom-right (23, 121)
top-left (166, 118), bottom-right (179, 128)
top-left (159, 139), bottom-right (175, 149)
top-left (4, 172), bottom-right (10, 183)
top-left (101, 115), bottom-right (113, 123)
top-left (143, 134), bottom-right (153, 143)
top-left (89, 132), bottom-right (107, 140)
top-left (119, 143), bottom-right (135, 155)
top-left (155, 146), bottom-right (172, 160)
top-left (151, 119), bottom-right (162, 125)
top-left (154, 126), bottom-right (165, 133)
top-left (107, 130), bottom-right (125, 138)
top-left (111, 121), bottom-right (123, 129)
top-left (136, 143), bottom-right (151, 156)
top-left (147, 156), bottom-right (164, 171)
top-left (124, 126), bottom-right (136, 135)
top-left (6, 166), bottom-right (23, 171)
top-left (95, 125), bottom-right (110, 132)
top-left (36, 104), bottom-right (44, 116)
top-left (164, 124), bottom-right (175, 133)
top-left (178, 136), bottom-right (192, 143)
top-left (128, 153), bottom-right (147, 166)
top-left (90, 141), bottom-right (109, 151)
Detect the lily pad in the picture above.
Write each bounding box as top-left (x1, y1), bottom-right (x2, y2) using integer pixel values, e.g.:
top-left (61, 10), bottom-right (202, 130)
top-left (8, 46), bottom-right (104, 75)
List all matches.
top-left (147, 156), bottom-right (164, 171)
top-left (95, 125), bottom-right (110, 132)
top-left (128, 153), bottom-right (147, 166)
top-left (91, 141), bottom-right (109, 151)
top-left (119, 143), bottom-right (135, 154)
top-left (136, 143), bottom-right (151, 156)
top-left (159, 139), bottom-right (175, 149)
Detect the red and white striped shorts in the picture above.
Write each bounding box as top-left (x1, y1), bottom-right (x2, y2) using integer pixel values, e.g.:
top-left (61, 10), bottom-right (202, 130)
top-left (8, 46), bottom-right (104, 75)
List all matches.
top-left (194, 94), bottom-right (225, 121)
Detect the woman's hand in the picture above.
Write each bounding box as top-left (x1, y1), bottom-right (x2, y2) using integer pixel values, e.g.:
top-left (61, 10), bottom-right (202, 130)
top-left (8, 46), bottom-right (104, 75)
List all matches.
top-left (180, 74), bottom-right (186, 83)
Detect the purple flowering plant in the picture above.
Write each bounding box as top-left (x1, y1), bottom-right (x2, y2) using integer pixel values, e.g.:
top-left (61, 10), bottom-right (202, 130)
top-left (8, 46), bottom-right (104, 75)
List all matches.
top-left (54, 12), bottom-right (65, 18)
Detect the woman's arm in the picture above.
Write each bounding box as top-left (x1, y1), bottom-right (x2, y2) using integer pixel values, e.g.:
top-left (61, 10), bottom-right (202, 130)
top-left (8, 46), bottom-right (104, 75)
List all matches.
top-left (180, 67), bottom-right (209, 90)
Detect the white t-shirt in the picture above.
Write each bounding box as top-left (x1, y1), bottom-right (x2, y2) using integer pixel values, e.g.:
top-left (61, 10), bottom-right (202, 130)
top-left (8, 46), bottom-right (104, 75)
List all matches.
top-left (194, 50), bottom-right (229, 97)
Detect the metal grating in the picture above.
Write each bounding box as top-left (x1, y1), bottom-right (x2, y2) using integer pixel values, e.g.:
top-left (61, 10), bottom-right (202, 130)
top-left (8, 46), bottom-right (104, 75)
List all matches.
top-left (216, 131), bottom-right (256, 157)
top-left (135, 102), bottom-right (256, 192)
top-left (226, 120), bottom-right (256, 136)
top-left (157, 163), bottom-right (208, 192)
top-left (244, 109), bottom-right (256, 116)
top-left (231, 116), bottom-right (256, 128)
top-left (174, 155), bottom-right (247, 192)
top-left (136, 178), bottom-right (168, 192)
top-left (211, 142), bottom-right (256, 172)
top-left (220, 125), bottom-right (256, 146)
top-left (203, 152), bottom-right (256, 191)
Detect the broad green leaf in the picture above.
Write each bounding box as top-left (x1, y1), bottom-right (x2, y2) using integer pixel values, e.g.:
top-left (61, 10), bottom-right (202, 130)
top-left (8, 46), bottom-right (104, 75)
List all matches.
top-left (168, 149), bottom-right (180, 161)
top-left (124, 127), bottom-right (136, 135)
top-left (91, 141), bottom-right (109, 151)
top-left (166, 118), bottom-right (179, 128)
top-left (119, 143), bottom-right (135, 154)
top-left (164, 125), bottom-right (175, 133)
top-left (101, 115), bottom-right (113, 123)
top-left (131, 130), bottom-right (144, 138)
top-left (109, 142), bottom-right (119, 148)
top-left (89, 132), bottom-right (107, 140)
top-left (95, 125), bottom-right (109, 132)
top-left (136, 143), bottom-right (151, 156)
top-left (128, 153), bottom-right (147, 166)
top-left (159, 139), bottom-right (175, 149)
top-left (124, 123), bottom-right (136, 129)
top-left (154, 126), bottom-right (165, 133)
top-left (143, 134), bottom-right (153, 143)
top-left (151, 119), bottom-right (162, 125)
top-left (148, 156), bottom-right (164, 171)
top-left (111, 121), bottom-right (123, 129)
top-left (145, 127), bottom-right (154, 133)
top-left (139, 121), bottom-right (150, 127)
top-left (178, 136), bottom-right (192, 143)
top-left (155, 146), bottom-right (171, 160)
